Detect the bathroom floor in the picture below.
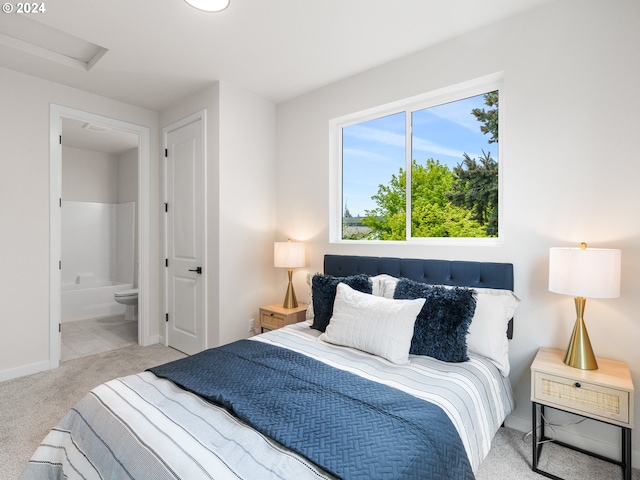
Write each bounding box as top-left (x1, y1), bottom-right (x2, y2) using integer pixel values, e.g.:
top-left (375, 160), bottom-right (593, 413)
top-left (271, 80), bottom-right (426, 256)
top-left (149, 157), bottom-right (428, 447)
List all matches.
top-left (61, 314), bottom-right (138, 362)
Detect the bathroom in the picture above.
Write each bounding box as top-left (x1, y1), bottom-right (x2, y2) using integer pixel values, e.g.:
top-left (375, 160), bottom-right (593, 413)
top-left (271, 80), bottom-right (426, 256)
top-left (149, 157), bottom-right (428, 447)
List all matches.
top-left (60, 118), bottom-right (140, 361)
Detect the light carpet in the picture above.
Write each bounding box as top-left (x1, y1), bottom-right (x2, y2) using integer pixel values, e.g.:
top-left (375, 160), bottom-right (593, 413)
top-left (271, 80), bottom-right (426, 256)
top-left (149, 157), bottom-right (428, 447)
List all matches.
top-left (0, 344), bottom-right (186, 480)
top-left (1, 344), bottom-right (638, 480)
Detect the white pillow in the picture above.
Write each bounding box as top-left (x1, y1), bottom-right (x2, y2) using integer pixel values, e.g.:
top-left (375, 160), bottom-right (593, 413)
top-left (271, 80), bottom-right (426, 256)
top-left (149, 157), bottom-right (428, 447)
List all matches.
top-left (467, 288), bottom-right (520, 376)
top-left (370, 274), bottom-right (400, 299)
top-left (319, 283), bottom-right (425, 364)
top-left (305, 272), bottom-right (317, 321)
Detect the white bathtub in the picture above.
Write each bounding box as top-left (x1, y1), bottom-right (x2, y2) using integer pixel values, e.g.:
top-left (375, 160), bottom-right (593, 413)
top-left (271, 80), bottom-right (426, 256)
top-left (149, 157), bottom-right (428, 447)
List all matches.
top-left (61, 280), bottom-right (134, 323)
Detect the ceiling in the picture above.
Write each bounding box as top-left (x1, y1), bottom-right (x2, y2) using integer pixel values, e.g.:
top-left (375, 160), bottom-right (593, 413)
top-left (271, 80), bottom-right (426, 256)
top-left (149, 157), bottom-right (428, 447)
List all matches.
top-left (61, 118), bottom-right (139, 155)
top-left (0, 0), bottom-right (554, 112)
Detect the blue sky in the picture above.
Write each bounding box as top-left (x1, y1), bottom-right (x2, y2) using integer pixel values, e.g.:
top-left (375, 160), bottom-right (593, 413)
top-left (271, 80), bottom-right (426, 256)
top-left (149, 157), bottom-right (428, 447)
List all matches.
top-left (342, 93), bottom-right (497, 217)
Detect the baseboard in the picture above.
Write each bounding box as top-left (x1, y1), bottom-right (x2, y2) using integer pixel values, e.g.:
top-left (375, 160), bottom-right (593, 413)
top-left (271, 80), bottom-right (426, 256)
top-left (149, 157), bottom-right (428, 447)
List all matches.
top-left (0, 360), bottom-right (50, 383)
top-left (144, 335), bottom-right (161, 346)
top-left (504, 413), bottom-right (531, 433)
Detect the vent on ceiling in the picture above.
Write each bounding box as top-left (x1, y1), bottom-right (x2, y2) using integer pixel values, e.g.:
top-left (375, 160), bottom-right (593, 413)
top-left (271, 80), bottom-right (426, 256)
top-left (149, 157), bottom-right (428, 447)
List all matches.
top-left (0, 15), bottom-right (108, 71)
top-left (82, 123), bottom-right (111, 133)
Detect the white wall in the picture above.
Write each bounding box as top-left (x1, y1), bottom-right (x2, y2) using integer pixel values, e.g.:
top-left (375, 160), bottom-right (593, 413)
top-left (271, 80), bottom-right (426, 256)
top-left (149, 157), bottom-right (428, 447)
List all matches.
top-left (218, 81), bottom-right (278, 344)
top-left (276, 0), bottom-right (640, 464)
top-left (62, 147), bottom-right (119, 202)
top-left (160, 81), bottom-right (277, 349)
top-left (0, 67), bottom-right (160, 381)
top-left (118, 148), bottom-right (139, 203)
top-left (118, 148), bottom-right (139, 285)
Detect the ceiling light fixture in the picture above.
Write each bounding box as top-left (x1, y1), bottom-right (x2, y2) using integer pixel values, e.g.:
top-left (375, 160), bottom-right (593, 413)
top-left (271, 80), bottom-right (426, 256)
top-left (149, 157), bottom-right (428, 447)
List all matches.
top-left (184, 0), bottom-right (230, 12)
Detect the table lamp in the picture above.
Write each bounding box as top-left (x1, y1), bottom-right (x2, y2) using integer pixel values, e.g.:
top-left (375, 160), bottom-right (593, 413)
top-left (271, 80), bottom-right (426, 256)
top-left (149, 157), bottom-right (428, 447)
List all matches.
top-left (274, 240), bottom-right (305, 308)
top-left (548, 242), bottom-right (621, 370)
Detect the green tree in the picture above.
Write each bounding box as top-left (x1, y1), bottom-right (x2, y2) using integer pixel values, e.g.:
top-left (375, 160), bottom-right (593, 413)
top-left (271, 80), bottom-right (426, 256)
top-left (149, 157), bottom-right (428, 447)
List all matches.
top-left (363, 159), bottom-right (485, 239)
top-left (362, 167), bottom-right (406, 240)
top-left (447, 151), bottom-right (498, 236)
top-left (448, 90), bottom-right (500, 236)
top-left (471, 90), bottom-right (499, 144)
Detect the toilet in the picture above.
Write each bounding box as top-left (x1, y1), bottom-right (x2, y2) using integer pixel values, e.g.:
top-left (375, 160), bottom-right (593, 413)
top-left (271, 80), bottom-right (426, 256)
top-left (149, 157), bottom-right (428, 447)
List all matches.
top-left (114, 288), bottom-right (138, 321)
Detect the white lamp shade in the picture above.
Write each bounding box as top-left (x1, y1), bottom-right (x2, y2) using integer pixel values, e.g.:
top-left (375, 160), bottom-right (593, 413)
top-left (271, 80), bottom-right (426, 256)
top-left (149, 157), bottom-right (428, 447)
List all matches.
top-left (184, 0), bottom-right (230, 12)
top-left (274, 242), bottom-right (305, 268)
top-left (549, 247), bottom-right (621, 298)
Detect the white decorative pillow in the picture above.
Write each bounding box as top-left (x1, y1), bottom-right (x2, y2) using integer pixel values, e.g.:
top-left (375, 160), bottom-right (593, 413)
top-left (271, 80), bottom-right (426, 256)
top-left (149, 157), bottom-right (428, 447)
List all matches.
top-left (305, 273), bottom-right (316, 321)
top-left (370, 274), bottom-right (400, 299)
top-left (319, 283), bottom-right (425, 364)
top-left (467, 288), bottom-right (520, 376)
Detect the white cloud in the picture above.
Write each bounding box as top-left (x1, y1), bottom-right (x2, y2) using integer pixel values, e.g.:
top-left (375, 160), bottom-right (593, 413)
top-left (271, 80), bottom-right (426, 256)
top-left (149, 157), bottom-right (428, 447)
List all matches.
top-left (412, 137), bottom-right (465, 158)
top-left (346, 125), bottom-right (467, 159)
top-left (417, 94), bottom-right (486, 132)
top-left (343, 147), bottom-right (388, 162)
top-left (346, 125), bottom-right (405, 147)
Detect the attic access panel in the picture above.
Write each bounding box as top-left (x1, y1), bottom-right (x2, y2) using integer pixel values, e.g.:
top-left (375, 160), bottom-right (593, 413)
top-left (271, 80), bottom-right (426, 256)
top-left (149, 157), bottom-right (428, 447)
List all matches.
top-left (0, 14), bottom-right (108, 71)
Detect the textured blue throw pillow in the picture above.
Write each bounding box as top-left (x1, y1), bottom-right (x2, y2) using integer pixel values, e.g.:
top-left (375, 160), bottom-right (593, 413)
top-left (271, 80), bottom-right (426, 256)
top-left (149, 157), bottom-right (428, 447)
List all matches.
top-left (310, 274), bottom-right (372, 332)
top-left (393, 278), bottom-right (476, 362)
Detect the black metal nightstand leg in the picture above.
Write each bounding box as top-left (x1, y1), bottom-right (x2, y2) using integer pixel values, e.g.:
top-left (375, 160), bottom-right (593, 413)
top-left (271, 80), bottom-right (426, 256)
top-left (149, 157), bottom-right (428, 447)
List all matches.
top-left (532, 403), bottom-right (538, 469)
top-left (623, 427), bottom-right (631, 480)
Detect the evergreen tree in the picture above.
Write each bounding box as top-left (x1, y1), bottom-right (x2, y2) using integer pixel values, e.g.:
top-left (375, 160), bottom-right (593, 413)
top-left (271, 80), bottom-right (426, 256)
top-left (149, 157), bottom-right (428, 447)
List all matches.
top-left (471, 90), bottom-right (499, 144)
top-left (448, 90), bottom-right (500, 236)
top-left (447, 151), bottom-right (498, 236)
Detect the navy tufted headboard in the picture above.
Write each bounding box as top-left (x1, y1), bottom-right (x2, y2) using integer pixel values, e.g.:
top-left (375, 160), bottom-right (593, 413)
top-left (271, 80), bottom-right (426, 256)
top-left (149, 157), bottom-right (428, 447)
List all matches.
top-left (324, 254), bottom-right (515, 338)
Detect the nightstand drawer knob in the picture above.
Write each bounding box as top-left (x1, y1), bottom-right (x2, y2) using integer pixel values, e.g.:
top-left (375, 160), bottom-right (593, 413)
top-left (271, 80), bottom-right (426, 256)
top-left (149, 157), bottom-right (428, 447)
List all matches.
top-left (575, 382), bottom-right (581, 388)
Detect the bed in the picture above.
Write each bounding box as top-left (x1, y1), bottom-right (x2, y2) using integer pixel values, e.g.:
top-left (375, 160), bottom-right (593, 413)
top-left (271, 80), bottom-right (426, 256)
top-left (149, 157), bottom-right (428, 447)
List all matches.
top-left (21, 255), bottom-right (518, 480)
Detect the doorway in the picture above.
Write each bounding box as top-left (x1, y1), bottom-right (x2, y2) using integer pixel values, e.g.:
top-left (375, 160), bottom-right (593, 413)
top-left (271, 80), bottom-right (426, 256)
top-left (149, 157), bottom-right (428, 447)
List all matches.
top-left (49, 105), bottom-right (151, 369)
top-left (60, 117), bottom-right (139, 361)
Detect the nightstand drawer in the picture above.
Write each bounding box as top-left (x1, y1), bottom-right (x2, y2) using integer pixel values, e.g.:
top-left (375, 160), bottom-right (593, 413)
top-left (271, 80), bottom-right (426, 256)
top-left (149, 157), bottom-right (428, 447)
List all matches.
top-left (533, 371), bottom-right (630, 426)
top-left (261, 311), bottom-right (286, 330)
top-left (259, 303), bottom-right (308, 332)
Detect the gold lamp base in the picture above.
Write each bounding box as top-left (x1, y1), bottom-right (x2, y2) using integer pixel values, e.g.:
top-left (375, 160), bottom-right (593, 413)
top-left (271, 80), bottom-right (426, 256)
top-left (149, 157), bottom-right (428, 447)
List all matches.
top-left (282, 268), bottom-right (298, 309)
top-left (563, 297), bottom-right (598, 370)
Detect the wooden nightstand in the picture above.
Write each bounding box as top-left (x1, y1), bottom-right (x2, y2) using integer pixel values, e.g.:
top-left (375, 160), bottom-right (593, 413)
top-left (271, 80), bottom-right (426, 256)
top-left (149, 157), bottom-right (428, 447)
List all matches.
top-left (259, 303), bottom-right (308, 333)
top-left (531, 347), bottom-right (634, 480)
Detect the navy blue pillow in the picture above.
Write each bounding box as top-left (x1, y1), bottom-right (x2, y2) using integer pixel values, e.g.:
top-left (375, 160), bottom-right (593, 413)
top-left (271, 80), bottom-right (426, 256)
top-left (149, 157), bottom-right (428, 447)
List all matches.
top-left (393, 278), bottom-right (476, 362)
top-left (311, 274), bottom-right (372, 332)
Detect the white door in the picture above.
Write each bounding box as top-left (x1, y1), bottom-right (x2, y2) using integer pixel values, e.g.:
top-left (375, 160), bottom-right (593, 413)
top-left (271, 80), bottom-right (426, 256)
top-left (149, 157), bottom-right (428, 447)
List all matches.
top-left (165, 116), bottom-right (205, 355)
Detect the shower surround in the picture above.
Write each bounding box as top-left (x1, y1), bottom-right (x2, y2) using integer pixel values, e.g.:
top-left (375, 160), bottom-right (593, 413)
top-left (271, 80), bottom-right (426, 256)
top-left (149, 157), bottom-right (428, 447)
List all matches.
top-left (61, 200), bottom-right (135, 322)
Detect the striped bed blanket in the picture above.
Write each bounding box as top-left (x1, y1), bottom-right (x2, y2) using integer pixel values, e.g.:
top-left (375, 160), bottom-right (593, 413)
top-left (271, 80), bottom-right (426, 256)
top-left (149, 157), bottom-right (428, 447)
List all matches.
top-left (149, 340), bottom-right (474, 479)
top-left (20, 322), bottom-right (514, 479)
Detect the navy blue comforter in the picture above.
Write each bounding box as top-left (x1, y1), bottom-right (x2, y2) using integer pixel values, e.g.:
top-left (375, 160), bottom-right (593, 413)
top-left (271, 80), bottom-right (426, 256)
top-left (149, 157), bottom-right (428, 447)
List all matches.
top-left (149, 340), bottom-right (474, 480)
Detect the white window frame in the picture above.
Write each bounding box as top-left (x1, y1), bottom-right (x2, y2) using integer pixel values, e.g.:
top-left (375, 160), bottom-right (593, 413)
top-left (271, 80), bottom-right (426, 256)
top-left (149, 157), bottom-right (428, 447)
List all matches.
top-left (329, 72), bottom-right (504, 245)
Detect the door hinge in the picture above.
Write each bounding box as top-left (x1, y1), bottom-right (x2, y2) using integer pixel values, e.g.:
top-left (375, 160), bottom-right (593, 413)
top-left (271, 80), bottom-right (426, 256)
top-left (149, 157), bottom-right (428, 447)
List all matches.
top-left (59, 198), bottom-right (62, 207)
top-left (59, 323), bottom-right (61, 333)
top-left (165, 258), bottom-right (168, 267)
top-left (59, 135), bottom-right (62, 145)
top-left (166, 313), bottom-right (169, 323)
top-left (165, 148), bottom-right (168, 157)
top-left (59, 260), bottom-right (62, 270)
top-left (164, 202), bottom-right (168, 212)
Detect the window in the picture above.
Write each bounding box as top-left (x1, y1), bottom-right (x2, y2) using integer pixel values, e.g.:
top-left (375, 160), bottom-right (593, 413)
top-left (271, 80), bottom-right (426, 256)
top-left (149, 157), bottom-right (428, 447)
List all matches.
top-left (330, 74), bottom-right (503, 243)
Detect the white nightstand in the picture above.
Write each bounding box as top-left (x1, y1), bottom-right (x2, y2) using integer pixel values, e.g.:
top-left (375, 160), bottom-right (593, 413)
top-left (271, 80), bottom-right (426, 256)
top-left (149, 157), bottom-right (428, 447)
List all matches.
top-left (531, 347), bottom-right (634, 480)
top-left (259, 303), bottom-right (308, 332)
